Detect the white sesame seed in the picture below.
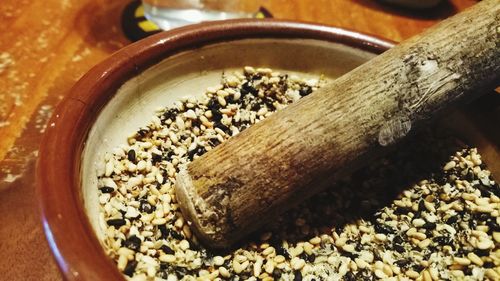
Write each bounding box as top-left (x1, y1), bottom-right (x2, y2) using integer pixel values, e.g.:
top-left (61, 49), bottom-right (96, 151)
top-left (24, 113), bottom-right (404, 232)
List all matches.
top-left (342, 244), bottom-right (355, 253)
top-left (253, 257), bottom-right (263, 277)
top-left (217, 96), bottom-right (226, 107)
top-left (213, 256), bottom-right (224, 266)
top-left (467, 252), bottom-right (483, 266)
top-left (264, 260), bottom-right (274, 274)
top-left (476, 238), bottom-right (493, 250)
top-left (184, 109), bottom-right (197, 119)
top-left (179, 240), bottom-right (190, 251)
top-left (232, 260), bottom-right (247, 274)
top-left (290, 257), bottom-right (305, 270)
top-left (159, 254), bottom-right (176, 263)
top-left (219, 266), bottom-right (230, 278)
top-left (444, 161), bottom-right (456, 170)
top-left (152, 218), bottom-right (166, 225)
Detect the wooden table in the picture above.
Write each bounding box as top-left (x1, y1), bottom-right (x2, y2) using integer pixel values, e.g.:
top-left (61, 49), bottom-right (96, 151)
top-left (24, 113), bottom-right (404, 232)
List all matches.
top-left (0, 0), bottom-right (477, 279)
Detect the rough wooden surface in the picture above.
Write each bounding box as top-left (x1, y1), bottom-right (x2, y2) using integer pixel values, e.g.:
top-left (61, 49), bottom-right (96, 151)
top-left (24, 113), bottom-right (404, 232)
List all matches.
top-left (0, 0), bottom-right (477, 280)
top-left (176, 0), bottom-right (499, 248)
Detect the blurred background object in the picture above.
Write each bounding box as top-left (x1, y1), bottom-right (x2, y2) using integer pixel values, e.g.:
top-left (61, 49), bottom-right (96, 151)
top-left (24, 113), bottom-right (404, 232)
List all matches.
top-left (122, 0), bottom-right (271, 41)
top-left (143, 0), bottom-right (261, 30)
top-left (379, 0), bottom-right (443, 9)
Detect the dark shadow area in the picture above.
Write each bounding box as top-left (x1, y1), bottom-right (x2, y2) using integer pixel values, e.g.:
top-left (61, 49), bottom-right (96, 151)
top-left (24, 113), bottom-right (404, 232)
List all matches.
top-left (353, 0), bottom-right (457, 20)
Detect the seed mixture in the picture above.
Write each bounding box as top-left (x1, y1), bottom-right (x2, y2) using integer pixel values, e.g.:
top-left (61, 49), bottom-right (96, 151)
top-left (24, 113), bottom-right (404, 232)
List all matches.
top-left (97, 67), bottom-right (500, 281)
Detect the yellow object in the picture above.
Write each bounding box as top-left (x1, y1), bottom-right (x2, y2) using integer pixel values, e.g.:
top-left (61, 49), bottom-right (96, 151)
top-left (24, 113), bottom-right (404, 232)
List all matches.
top-left (138, 20), bottom-right (160, 32)
top-left (255, 12), bottom-right (265, 19)
top-left (135, 5), bottom-right (145, 17)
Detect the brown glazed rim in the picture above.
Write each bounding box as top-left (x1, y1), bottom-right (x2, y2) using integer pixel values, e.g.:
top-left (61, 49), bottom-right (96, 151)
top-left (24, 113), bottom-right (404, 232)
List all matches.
top-left (36, 19), bottom-right (394, 280)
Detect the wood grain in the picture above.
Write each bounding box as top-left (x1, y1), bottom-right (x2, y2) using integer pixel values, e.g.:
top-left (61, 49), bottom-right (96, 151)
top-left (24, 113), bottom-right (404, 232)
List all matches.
top-left (0, 0), bottom-right (477, 279)
top-left (176, 0), bottom-right (499, 248)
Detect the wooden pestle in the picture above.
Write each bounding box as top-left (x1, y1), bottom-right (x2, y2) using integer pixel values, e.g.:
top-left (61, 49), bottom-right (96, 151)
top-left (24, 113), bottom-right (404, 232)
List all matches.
top-left (176, 0), bottom-right (500, 249)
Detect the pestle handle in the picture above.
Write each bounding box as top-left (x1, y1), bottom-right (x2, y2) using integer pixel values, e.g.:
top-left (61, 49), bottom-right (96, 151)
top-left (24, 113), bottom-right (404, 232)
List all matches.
top-left (176, 0), bottom-right (500, 249)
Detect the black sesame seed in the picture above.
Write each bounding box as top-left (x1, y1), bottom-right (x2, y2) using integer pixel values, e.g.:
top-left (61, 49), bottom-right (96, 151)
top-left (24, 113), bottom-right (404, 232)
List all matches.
top-left (207, 98), bottom-right (221, 111)
top-left (209, 138), bottom-right (221, 147)
top-left (433, 236), bottom-right (452, 245)
top-left (393, 244), bottom-right (405, 253)
top-left (99, 186), bottom-right (114, 193)
top-left (226, 95), bottom-right (236, 104)
top-left (172, 266), bottom-right (192, 277)
top-left (251, 74), bottom-right (262, 81)
top-left (214, 122), bottom-right (230, 133)
top-left (473, 248), bottom-right (490, 257)
top-left (137, 128), bottom-right (149, 138)
top-left (127, 149), bottom-right (136, 162)
top-left (187, 146), bottom-right (207, 161)
top-left (123, 260), bottom-right (137, 277)
top-left (393, 206), bottom-right (409, 215)
top-left (299, 86), bottom-right (312, 97)
top-left (170, 230), bottom-right (184, 240)
top-left (393, 235), bottom-right (404, 245)
top-left (160, 262), bottom-right (168, 270)
top-left (422, 222), bottom-right (436, 230)
top-left (158, 270), bottom-right (169, 279)
top-left (139, 200), bottom-right (155, 214)
top-left (418, 200), bottom-right (426, 211)
top-left (483, 261), bottom-right (494, 268)
top-left (486, 219), bottom-right (500, 232)
top-left (395, 259), bottom-right (410, 268)
top-left (446, 216), bottom-right (458, 224)
top-left (341, 250), bottom-right (358, 259)
top-left (468, 218), bottom-right (478, 229)
top-left (463, 266), bottom-right (473, 276)
top-left (164, 150), bottom-right (175, 160)
top-left (262, 97), bottom-right (276, 110)
top-left (211, 110), bottom-right (223, 122)
top-left (250, 102), bottom-right (261, 111)
top-left (152, 153), bottom-right (162, 164)
top-left (158, 225), bottom-right (169, 239)
top-left (158, 225), bottom-right (184, 240)
top-left (123, 235), bottom-right (141, 251)
top-left (374, 223), bottom-right (395, 234)
top-left (474, 213), bottom-right (491, 222)
top-left (270, 238), bottom-right (291, 259)
top-left (306, 254), bottom-right (315, 262)
top-left (355, 270), bottom-right (371, 281)
top-left (241, 82), bottom-right (258, 96)
top-left (272, 269), bottom-right (282, 279)
top-left (491, 184), bottom-right (500, 197)
top-left (161, 245), bottom-right (175, 255)
top-left (162, 108), bottom-right (179, 121)
top-left (107, 218), bottom-right (126, 227)
top-left (293, 270), bottom-right (302, 281)
top-left (413, 264), bottom-right (425, 272)
top-left (344, 271), bottom-right (356, 281)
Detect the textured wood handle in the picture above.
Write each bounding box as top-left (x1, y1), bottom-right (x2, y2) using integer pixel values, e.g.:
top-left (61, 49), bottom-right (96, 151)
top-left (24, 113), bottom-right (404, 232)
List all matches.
top-left (176, 0), bottom-right (500, 248)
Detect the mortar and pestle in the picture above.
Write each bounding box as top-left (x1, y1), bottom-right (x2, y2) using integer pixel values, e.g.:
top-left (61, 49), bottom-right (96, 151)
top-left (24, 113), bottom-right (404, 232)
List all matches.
top-left (36, 0), bottom-right (499, 279)
top-left (175, 0), bottom-right (500, 249)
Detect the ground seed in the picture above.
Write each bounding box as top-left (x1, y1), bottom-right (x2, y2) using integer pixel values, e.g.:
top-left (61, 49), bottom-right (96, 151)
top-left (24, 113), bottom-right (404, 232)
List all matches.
top-left (96, 67), bottom-right (499, 280)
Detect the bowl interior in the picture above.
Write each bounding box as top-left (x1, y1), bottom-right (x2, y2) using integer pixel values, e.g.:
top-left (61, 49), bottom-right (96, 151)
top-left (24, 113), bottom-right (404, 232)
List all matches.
top-left (81, 38), bottom-right (380, 240)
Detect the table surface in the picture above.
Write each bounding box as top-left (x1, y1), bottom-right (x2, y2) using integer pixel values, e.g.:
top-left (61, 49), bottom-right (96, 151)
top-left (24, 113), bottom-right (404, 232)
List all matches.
top-left (0, 0), bottom-right (477, 280)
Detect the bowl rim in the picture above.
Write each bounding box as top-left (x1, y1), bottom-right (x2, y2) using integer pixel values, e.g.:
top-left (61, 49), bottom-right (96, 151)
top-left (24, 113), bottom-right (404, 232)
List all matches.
top-left (36, 18), bottom-right (394, 280)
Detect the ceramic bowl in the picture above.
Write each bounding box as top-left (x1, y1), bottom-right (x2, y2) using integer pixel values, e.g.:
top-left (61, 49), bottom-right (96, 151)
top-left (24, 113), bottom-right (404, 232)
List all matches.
top-left (36, 19), bottom-right (499, 280)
